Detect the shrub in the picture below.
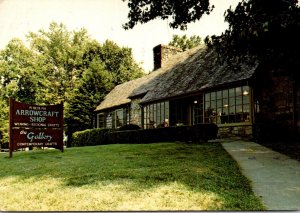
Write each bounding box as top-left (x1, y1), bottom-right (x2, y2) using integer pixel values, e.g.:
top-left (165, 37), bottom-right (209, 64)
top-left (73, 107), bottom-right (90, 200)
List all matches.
top-left (118, 124), bottom-right (141, 131)
top-left (71, 124), bottom-right (218, 147)
top-left (72, 128), bottom-right (112, 147)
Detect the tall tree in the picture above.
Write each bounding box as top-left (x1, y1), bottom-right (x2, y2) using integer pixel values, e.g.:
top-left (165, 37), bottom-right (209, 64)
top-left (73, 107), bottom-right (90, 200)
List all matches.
top-left (122, 0), bottom-right (213, 30)
top-left (168, 34), bottom-right (202, 51)
top-left (65, 40), bottom-right (144, 145)
top-left (206, 0), bottom-right (300, 73)
top-left (65, 60), bottom-right (114, 144)
top-left (124, 0), bottom-right (300, 74)
top-left (0, 22), bottom-right (145, 145)
top-left (27, 22), bottom-right (91, 104)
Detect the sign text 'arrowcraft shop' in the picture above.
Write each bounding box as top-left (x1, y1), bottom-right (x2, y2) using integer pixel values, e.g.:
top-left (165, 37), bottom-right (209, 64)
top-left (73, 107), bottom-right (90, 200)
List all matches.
top-left (9, 97), bottom-right (64, 157)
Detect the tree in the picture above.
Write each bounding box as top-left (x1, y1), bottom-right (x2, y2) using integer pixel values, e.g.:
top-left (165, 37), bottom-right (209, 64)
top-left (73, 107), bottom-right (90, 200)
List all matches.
top-left (65, 61), bottom-right (113, 144)
top-left (206, 0), bottom-right (300, 73)
top-left (168, 34), bottom-right (202, 51)
top-left (0, 22), bottom-right (145, 145)
top-left (122, 0), bottom-right (214, 30)
top-left (65, 40), bottom-right (144, 145)
top-left (95, 40), bottom-right (144, 84)
top-left (27, 22), bottom-right (91, 104)
top-left (124, 0), bottom-right (300, 75)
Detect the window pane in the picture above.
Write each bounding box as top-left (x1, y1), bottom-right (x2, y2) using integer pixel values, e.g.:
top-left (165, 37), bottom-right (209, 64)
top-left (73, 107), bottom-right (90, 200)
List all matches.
top-left (229, 106), bottom-right (235, 114)
top-left (229, 88), bottom-right (235, 97)
top-left (211, 100), bottom-right (216, 110)
top-left (205, 93), bottom-right (210, 102)
top-left (205, 101), bottom-right (210, 109)
top-left (243, 86), bottom-right (250, 96)
top-left (211, 92), bottom-right (216, 100)
top-left (161, 102), bottom-right (165, 121)
top-left (223, 105), bottom-right (229, 115)
top-left (236, 105), bottom-right (242, 113)
top-left (217, 91), bottom-right (222, 99)
top-left (157, 103), bottom-right (161, 124)
top-left (164, 102), bottom-right (169, 122)
top-left (243, 104), bottom-right (250, 113)
top-left (217, 99), bottom-right (222, 109)
top-left (236, 87), bottom-right (242, 96)
top-left (223, 99), bottom-right (228, 106)
top-left (236, 96), bottom-right (242, 105)
top-left (217, 108), bottom-right (222, 115)
top-left (229, 97), bottom-right (235, 106)
top-left (116, 109), bottom-right (123, 127)
top-left (222, 90), bottom-right (228, 98)
top-left (243, 95), bottom-right (250, 104)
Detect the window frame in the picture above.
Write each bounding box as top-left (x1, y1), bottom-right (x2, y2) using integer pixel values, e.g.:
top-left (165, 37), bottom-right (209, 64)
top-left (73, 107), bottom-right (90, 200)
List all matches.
top-left (204, 86), bottom-right (252, 125)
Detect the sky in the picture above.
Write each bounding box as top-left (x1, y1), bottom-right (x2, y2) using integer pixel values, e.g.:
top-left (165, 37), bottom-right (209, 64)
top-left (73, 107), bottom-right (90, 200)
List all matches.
top-left (0, 0), bottom-right (238, 72)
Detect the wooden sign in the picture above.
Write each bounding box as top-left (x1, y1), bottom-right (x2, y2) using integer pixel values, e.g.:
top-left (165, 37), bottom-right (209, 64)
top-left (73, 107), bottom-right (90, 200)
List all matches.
top-left (9, 98), bottom-right (64, 157)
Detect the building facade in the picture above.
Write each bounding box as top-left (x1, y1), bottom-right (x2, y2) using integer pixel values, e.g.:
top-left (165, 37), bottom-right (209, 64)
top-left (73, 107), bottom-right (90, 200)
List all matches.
top-left (95, 44), bottom-right (300, 140)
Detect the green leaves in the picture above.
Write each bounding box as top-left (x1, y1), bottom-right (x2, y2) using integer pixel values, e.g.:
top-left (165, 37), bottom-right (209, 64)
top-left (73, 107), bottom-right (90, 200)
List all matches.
top-left (123, 0), bottom-right (213, 30)
top-left (0, 22), bottom-right (144, 144)
top-left (168, 34), bottom-right (202, 51)
top-left (207, 0), bottom-right (300, 70)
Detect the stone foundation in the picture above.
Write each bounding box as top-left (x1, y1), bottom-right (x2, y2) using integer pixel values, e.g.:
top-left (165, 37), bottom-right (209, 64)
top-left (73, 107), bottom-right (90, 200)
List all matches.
top-left (217, 124), bottom-right (253, 139)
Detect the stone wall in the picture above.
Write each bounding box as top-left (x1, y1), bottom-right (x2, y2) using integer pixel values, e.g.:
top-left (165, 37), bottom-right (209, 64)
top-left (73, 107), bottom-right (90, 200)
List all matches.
top-left (217, 125), bottom-right (253, 139)
top-left (130, 98), bottom-right (142, 127)
top-left (254, 68), bottom-right (298, 141)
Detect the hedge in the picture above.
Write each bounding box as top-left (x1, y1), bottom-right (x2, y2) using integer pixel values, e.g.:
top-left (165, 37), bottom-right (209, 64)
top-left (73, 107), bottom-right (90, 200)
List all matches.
top-left (72, 128), bottom-right (112, 147)
top-left (71, 124), bottom-right (218, 147)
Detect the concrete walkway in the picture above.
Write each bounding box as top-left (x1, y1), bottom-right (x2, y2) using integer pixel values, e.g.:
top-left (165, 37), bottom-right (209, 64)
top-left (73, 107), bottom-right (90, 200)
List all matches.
top-left (221, 140), bottom-right (300, 210)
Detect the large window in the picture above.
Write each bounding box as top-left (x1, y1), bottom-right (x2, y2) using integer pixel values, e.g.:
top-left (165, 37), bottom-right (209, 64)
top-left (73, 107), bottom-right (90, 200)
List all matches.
top-left (97, 107), bottom-right (129, 129)
top-left (144, 101), bottom-right (169, 129)
top-left (204, 86), bottom-right (251, 124)
top-left (97, 113), bottom-right (106, 128)
top-left (169, 100), bottom-right (189, 126)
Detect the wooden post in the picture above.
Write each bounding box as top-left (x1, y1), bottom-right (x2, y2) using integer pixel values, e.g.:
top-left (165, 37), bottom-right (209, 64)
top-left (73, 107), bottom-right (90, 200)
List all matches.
top-left (60, 101), bottom-right (64, 152)
top-left (9, 97), bottom-right (13, 158)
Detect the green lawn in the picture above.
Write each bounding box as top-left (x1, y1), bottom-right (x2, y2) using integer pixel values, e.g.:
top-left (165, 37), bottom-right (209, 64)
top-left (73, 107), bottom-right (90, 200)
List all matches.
top-left (0, 142), bottom-right (265, 211)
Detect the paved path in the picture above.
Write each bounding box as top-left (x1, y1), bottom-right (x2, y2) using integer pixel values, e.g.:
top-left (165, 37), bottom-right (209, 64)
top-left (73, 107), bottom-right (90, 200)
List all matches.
top-left (221, 140), bottom-right (300, 210)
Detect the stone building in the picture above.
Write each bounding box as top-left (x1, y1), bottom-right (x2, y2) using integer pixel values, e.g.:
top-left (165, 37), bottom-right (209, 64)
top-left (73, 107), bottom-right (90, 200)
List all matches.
top-left (94, 44), bottom-right (300, 141)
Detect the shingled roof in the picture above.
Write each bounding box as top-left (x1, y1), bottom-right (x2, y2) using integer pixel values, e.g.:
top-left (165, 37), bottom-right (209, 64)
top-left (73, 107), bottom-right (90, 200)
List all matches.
top-left (95, 45), bottom-right (258, 111)
top-left (95, 68), bottom-right (162, 111)
top-left (139, 45), bottom-right (258, 104)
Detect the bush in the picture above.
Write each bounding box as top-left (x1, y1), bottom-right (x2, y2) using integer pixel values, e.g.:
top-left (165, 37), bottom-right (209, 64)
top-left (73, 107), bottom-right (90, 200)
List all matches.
top-left (118, 124), bottom-right (141, 131)
top-left (72, 128), bottom-right (112, 147)
top-left (107, 124), bottom-right (218, 144)
top-left (71, 124), bottom-right (218, 147)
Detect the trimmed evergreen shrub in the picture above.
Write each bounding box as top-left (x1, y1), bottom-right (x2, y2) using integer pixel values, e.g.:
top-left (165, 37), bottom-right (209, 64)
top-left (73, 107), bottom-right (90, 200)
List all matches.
top-left (118, 124), bottom-right (141, 131)
top-left (71, 124), bottom-right (218, 147)
top-left (72, 128), bottom-right (112, 147)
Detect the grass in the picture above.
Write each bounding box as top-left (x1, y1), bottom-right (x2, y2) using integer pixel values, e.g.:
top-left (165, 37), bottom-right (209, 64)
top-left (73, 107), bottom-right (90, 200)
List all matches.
top-left (0, 142), bottom-right (265, 211)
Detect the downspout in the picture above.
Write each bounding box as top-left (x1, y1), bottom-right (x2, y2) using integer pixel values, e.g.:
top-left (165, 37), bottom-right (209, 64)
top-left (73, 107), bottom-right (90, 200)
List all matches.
top-left (141, 104), bottom-right (144, 129)
top-left (292, 79), bottom-right (297, 140)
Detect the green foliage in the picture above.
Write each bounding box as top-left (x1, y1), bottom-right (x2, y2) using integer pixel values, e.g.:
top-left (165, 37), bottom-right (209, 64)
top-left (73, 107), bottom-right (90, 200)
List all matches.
top-left (122, 0), bottom-right (214, 30)
top-left (124, 0), bottom-right (300, 76)
top-left (205, 0), bottom-right (300, 72)
top-left (72, 128), bottom-right (112, 147)
top-left (0, 22), bottom-right (145, 143)
top-left (65, 40), bottom-right (144, 141)
top-left (70, 124), bottom-right (218, 147)
top-left (118, 124), bottom-right (141, 131)
top-left (169, 34), bottom-right (202, 51)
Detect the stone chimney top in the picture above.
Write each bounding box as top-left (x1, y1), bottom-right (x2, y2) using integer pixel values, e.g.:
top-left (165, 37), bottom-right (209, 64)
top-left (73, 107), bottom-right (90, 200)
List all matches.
top-left (153, 44), bottom-right (182, 71)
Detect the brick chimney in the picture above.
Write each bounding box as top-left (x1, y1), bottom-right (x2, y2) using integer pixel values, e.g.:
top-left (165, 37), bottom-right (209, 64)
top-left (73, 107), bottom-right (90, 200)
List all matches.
top-left (153, 44), bottom-right (182, 71)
